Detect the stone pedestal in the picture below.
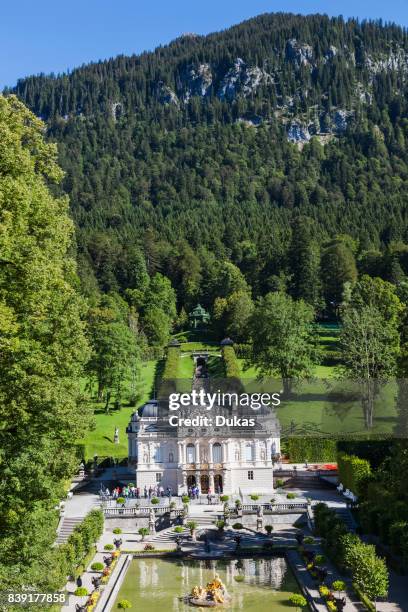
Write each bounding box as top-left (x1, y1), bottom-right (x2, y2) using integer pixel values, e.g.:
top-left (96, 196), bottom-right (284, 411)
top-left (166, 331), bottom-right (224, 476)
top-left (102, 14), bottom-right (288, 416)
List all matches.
top-left (149, 509), bottom-right (156, 535)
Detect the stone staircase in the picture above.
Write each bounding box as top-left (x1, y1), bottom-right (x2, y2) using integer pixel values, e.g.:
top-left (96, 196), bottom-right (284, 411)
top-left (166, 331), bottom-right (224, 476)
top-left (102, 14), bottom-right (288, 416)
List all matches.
top-left (334, 507), bottom-right (357, 531)
top-left (280, 474), bottom-right (334, 490)
top-left (56, 516), bottom-right (83, 544)
top-left (150, 527), bottom-right (189, 545)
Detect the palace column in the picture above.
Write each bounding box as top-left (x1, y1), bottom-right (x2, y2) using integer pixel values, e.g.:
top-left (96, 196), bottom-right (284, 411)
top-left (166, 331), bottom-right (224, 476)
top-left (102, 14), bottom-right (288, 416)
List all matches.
top-left (266, 439), bottom-right (272, 463)
top-left (209, 442), bottom-right (213, 464)
top-left (195, 440), bottom-right (200, 464)
top-left (178, 441), bottom-right (185, 465)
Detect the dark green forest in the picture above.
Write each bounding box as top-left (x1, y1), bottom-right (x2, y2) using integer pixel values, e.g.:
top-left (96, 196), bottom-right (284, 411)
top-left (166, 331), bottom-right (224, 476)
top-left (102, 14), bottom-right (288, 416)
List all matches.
top-left (8, 12), bottom-right (408, 317)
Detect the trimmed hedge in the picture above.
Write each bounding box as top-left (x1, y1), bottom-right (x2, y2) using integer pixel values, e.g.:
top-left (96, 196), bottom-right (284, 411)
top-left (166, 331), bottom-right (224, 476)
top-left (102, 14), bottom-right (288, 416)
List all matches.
top-left (57, 509), bottom-right (104, 580)
top-left (162, 345), bottom-right (180, 380)
top-left (285, 438), bottom-right (337, 462)
top-left (314, 503), bottom-right (388, 604)
top-left (222, 346), bottom-right (240, 378)
top-left (337, 453), bottom-right (371, 495)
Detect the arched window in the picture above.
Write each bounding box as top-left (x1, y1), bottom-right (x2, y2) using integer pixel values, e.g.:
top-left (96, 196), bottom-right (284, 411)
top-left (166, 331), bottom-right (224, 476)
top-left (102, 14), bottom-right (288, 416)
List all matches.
top-left (154, 446), bottom-right (162, 463)
top-left (168, 452), bottom-right (174, 463)
top-left (245, 444), bottom-right (254, 461)
top-left (213, 443), bottom-right (222, 463)
top-left (186, 444), bottom-right (196, 463)
top-left (271, 441), bottom-right (277, 456)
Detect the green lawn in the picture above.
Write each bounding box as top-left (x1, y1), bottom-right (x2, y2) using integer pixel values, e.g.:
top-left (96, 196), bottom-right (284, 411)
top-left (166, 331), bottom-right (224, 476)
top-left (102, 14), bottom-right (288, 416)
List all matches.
top-left (80, 322), bottom-right (397, 459)
top-left (80, 360), bottom-right (157, 459)
top-left (180, 341), bottom-right (220, 352)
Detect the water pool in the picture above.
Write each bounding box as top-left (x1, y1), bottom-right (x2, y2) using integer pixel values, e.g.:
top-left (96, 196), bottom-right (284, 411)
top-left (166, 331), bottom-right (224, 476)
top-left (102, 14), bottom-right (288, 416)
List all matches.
top-left (113, 556), bottom-right (300, 611)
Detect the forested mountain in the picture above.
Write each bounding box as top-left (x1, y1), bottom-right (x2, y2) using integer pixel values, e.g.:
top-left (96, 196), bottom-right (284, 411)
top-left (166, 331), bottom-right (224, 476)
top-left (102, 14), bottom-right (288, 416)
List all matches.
top-left (8, 12), bottom-right (408, 310)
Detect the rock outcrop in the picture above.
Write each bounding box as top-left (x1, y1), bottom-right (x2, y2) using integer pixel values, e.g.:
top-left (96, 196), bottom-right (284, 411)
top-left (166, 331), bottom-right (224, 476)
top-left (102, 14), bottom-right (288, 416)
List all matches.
top-left (218, 58), bottom-right (272, 100)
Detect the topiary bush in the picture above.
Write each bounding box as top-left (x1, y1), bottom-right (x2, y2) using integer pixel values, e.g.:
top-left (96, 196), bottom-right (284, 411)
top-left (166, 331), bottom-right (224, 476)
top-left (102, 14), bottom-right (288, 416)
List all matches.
top-left (151, 497), bottom-right (160, 505)
top-left (250, 494), bottom-right (259, 501)
top-left (181, 495), bottom-right (190, 504)
top-left (113, 528), bottom-right (122, 534)
top-left (220, 495), bottom-right (229, 502)
top-left (91, 562), bottom-right (104, 571)
top-left (232, 523), bottom-right (243, 530)
top-left (116, 497), bottom-right (125, 504)
top-left (275, 479), bottom-right (284, 488)
top-left (288, 593), bottom-right (307, 609)
top-left (104, 544), bottom-right (114, 551)
top-left (174, 526), bottom-right (184, 533)
top-left (117, 600), bottom-right (132, 609)
top-left (286, 492), bottom-right (296, 500)
top-left (74, 587), bottom-right (88, 597)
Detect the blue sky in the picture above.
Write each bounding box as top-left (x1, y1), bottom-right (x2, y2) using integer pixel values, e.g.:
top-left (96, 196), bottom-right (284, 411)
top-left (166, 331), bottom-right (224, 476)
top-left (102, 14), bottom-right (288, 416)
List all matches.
top-left (1, 0), bottom-right (408, 89)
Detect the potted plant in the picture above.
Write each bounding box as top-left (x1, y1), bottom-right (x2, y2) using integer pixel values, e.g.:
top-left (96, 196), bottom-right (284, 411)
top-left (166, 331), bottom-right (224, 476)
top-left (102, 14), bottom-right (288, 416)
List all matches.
top-left (265, 525), bottom-right (274, 537)
top-left (250, 494), bottom-right (260, 501)
top-left (113, 528), bottom-right (122, 534)
top-left (332, 580), bottom-right (346, 599)
top-left (220, 495), bottom-right (229, 503)
top-left (215, 520), bottom-right (225, 535)
top-left (151, 497), bottom-right (160, 505)
top-left (186, 520), bottom-right (198, 541)
top-left (181, 495), bottom-right (190, 504)
top-left (116, 497), bottom-right (125, 505)
top-left (138, 527), bottom-right (149, 542)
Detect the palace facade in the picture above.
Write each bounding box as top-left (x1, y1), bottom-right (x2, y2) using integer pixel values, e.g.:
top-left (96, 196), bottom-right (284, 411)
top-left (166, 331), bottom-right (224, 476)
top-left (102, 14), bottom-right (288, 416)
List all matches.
top-left (126, 397), bottom-right (281, 495)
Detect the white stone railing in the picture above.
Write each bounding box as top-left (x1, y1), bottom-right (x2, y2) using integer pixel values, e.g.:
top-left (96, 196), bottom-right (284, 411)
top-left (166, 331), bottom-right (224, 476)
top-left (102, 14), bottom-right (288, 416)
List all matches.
top-left (102, 505), bottom-right (184, 517)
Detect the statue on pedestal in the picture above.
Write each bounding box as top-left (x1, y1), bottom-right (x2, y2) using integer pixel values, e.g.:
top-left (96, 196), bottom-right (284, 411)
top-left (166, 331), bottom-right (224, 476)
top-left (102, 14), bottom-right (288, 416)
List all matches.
top-left (149, 508), bottom-right (156, 535)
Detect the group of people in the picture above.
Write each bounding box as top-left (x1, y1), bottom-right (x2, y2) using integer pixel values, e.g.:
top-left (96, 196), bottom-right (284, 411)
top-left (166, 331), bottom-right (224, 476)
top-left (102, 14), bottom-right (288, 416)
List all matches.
top-left (188, 485), bottom-right (201, 499)
top-left (101, 484), bottom-right (173, 500)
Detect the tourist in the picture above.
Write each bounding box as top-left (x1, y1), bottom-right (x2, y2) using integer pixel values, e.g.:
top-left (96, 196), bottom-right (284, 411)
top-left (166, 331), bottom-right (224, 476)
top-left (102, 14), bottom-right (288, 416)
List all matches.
top-left (144, 486), bottom-right (147, 499)
top-left (148, 486), bottom-right (152, 498)
top-left (76, 576), bottom-right (83, 588)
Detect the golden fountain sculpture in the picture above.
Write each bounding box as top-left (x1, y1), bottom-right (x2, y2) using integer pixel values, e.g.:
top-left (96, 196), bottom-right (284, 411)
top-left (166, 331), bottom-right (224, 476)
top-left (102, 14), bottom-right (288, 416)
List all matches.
top-left (189, 574), bottom-right (231, 607)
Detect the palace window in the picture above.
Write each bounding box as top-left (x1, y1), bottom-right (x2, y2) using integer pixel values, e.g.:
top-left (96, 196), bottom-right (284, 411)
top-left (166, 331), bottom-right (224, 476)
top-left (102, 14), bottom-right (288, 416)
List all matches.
top-left (245, 443), bottom-right (254, 461)
top-left (154, 446), bottom-right (163, 462)
top-left (248, 471), bottom-right (254, 480)
top-left (168, 452), bottom-right (174, 463)
top-left (213, 443), bottom-right (222, 463)
top-left (186, 443), bottom-right (196, 463)
top-left (156, 473), bottom-right (162, 483)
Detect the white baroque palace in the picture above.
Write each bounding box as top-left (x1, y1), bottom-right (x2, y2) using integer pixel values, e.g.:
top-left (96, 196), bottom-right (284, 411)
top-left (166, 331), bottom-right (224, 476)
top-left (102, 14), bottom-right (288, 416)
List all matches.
top-left (127, 398), bottom-right (281, 495)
